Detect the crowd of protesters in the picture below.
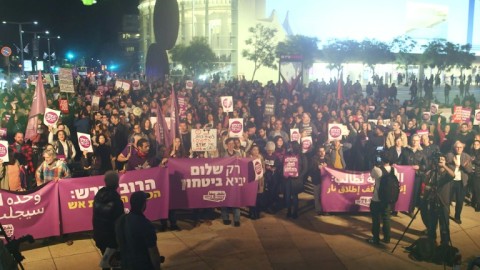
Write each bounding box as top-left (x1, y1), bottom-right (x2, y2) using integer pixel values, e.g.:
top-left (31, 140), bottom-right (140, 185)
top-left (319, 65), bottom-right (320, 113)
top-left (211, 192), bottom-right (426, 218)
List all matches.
top-left (1, 71), bottom-right (480, 230)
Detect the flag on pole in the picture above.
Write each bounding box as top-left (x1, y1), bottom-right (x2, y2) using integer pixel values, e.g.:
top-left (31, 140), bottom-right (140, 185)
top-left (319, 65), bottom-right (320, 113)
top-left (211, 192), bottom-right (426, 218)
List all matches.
top-left (337, 72), bottom-right (344, 100)
top-left (169, 85), bottom-right (179, 146)
top-left (43, 52), bottom-right (48, 59)
top-left (23, 43), bottom-right (29, 54)
top-left (25, 71), bottom-right (47, 141)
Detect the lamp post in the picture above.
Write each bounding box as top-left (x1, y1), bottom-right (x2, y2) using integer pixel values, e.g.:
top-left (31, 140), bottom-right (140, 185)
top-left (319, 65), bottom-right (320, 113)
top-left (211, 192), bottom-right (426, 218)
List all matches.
top-left (37, 31), bottom-right (61, 72)
top-left (2, 20), bottom-right (38, 73)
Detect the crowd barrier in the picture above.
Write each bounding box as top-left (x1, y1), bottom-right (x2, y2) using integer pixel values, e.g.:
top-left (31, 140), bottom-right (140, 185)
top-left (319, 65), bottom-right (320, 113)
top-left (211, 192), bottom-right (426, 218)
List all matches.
top-left (0, 159), bottom-right (415, 240)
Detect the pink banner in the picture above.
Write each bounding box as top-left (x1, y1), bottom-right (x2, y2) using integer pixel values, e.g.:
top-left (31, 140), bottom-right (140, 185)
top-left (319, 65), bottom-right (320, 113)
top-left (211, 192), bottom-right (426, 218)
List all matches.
top-left (58, 168), bottom-right (169, 234)
top-left (320, 165), bottom-right (415, 212)
top-left (0, 182), bottom-right (60, 240)
top-left (168, 158), bottom-right (258, 209)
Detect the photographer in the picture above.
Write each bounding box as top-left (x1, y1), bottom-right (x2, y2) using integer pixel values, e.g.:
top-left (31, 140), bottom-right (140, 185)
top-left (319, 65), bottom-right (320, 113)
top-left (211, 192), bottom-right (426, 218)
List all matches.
top-left (367, 151), bottom-right (397, 245)
top-left (425, 155), bottom-right (454, 247)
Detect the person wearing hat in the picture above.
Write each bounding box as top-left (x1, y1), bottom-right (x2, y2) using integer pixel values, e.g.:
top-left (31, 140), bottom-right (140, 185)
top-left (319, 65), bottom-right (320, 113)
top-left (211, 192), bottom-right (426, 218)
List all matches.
top-left (116, 191), bottom-right (162, 270)
top-left (93, 171), bottom-right (124, 269)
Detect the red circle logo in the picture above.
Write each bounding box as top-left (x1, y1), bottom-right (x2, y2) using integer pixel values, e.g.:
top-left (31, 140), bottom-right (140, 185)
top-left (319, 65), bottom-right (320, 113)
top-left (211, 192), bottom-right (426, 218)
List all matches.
top-left (0, 144), bottom-right (7, 158)
top-left (230, 120), bottom-right (243, 133)
top-left (79, 136), bottom-right (91, 148)
top-left (329, 126), bottom-right (341, 138)
top-left (45, 111), bottom-right (59, 125)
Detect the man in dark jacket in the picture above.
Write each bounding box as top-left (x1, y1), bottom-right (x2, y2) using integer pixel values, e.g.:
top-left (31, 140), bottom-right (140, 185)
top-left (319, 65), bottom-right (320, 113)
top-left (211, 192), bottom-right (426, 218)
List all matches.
top-left (110, 114), bottom-right (129, 170)
top-left (93, 171), bottom-right (124, 269)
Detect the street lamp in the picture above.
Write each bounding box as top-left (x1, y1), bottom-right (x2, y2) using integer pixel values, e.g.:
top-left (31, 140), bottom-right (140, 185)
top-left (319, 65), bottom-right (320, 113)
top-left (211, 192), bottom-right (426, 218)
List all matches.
top-left (2, 20), bottom-right (38, 73)
top-left (37, 31), bottom-right (61, 72)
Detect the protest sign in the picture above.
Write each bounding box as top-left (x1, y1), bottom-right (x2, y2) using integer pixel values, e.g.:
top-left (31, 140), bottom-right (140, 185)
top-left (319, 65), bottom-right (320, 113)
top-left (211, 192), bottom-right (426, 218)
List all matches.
top-left (0, 141), bottom-right (9, 162)
top-left (43, 108), bottom-right (61, 126)
top-left (253, 158), bottom-right (264, 181)
top-left (430, 103), bottom-right (439, 114)
top-left (221, 96), bottom-right (233, 113)
top-left (328, 124), bottom-right (343, 141)
top-left (283, 155), bottom-right (299, 177)
top-left (229, 118), bottom-right (243, 138)
top-left (301, 136), bottom-right (313, 153)
top-left (77, 132), bottom-right (94, 153)
top-left (191, 128), bottom-right (217, 152)
top-left (0, 128), bottom-right (7, 139)
top-left (185, 80), bottom-right (193, 90)
top-left (132, 79), bottom-right (140, 90)
top-left (474, 110), bottom-right (480, 126)
top-left (59, 68), bottom-right (75, 93)
top-left (290, 128), bottom-right (300, 142)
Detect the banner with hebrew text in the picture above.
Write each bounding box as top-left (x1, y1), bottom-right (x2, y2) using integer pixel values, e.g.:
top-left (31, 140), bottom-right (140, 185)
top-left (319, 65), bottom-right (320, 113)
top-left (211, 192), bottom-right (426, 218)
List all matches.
top-left (58, 167), bottom-right (169, 234)
top-left (320, 165), bottom-right (415, 212)
top-left (0, 182), bottom-right (60, 240)
top-left (168, 157), bottom-right (257, 209)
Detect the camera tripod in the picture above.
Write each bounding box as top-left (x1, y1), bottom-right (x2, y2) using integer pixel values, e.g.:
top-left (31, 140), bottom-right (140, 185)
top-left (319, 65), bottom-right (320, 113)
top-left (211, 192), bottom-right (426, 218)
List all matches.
top-left (391, 165), bottom-right (457, 269)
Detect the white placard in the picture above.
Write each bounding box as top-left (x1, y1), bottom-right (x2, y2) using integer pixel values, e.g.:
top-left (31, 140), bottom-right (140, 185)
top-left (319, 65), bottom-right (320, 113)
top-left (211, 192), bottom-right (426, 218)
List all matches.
top-left (422, 112), bottom-right (431, 122)
top-left (150, 117), bottom-right (158, 128)
top-left (92, 96), bottom-right (100, 111)
top-left (0, 140), bottom-right (9, 162)
top-left (290, 128), bottom-right (300, 142)
top-left (59, 68), bottom-right (75, 93)
top-left (328, 123), bottom-right (343, 141)
top-left (185, 80), bottom-right (193, 90)
top-left (132, 80), bottom-right (141, 90)
top-left (229, 118), bottom-right (243, 138)
top-left (253, 158), bottom-right (264, 181)
top-left (43, 108), bottom-right (61, 126)
top-left (77, 132), bottom-right (94, 153)
top-left (221, 96), bottom-right (233, 113)
top-left (191, 128), bottom-right (217, 152)
top-left (474, 110), bottom-right (480, 125)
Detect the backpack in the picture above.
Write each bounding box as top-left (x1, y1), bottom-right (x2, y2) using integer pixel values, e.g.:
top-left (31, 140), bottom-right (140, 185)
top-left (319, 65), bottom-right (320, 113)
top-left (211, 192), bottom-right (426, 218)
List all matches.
top-left (408, 236), bottom-right (436, 262)
top-left (379, 166), bottom-right (400, 204)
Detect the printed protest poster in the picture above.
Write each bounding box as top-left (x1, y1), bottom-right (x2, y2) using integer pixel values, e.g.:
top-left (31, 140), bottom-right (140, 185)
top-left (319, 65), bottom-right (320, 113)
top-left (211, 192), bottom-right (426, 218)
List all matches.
top-left (438, 108), bottom-right (452, 123)
top-left (229, 118), bottom-right (243, 138)
top-left (328, 123), bottom-right (343, 141)
top-left (320, 165), bottom-right (415, 212)
top-left (474, 110), bottom-right (480, 125)
top-left (283, 155), bottom-right (299, 178)
top-left (43, 108), bottom-right (61, 126)
top-left (132, 79), bottom-right (141, 90)
top-left (253, 158), bottom-right (264, 181)
top-left (290, 128), bottom-right (300, 142)
top-left (0, 140), bottom-right (9, 162)
top-left (185, 80), bottom-right (193, 90)
top-left (0, 182), bottom-right (60, 239)
top-left (150, 116), bottom-right (158, 128)
top-left (191, 128), bottom-right (217, 152)
top-left (301, 136), bottom-right (313, 153)
top-left (221, 96), bottom-right (233, 113)
top-left (58, 68), bottom-right (75, 93)
top-left (92, 96), bottom-right (100, 111)
top-left (115, 80), bottom-right (131, 92)
top-left (59, 99), bottom-right (69, 114)
top-left (264, 99), bottom-right (275, 116)
top-left (430, 103), bottom-right (439, 114)
top-left (77, 132), bottom-right (93, 153)
top-left (452, 106), bottom-right (472, 123)
top-left (168, 157), bottom-right (257, 209)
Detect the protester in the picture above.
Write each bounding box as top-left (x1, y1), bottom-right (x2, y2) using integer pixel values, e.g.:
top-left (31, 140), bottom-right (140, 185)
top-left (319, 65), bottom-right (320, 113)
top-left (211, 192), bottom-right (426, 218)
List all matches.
top-left (35, 149), bottom-right (71, 186)
top-left (284, 142), bottom-right (308, 219)
top-left (93, 171), bottom-right (124, 270)
top-left (221, 138), bottom-right (242, 226)
top-left (310, 145), bottom-right (331, 215)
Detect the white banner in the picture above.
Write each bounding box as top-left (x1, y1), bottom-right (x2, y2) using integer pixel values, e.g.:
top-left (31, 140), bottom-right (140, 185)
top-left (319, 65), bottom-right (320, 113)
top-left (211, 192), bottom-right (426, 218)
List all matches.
top-left (77, 132), bottom-right (93, 153)
top-left (229, 118), bottom-right (243, 138)
top-left (0, 140), bottom-right (9, 162)
top-left (43, 108), bottom-right (61, 127)
top-left (221, 96), bottom-right (233, 113)
top-left (191, 129), bottom-right (217, 152)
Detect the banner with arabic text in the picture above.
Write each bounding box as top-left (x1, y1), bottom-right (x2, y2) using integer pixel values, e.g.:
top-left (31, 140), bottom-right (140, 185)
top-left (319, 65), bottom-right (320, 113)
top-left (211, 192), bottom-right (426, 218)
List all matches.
top-left (58, 167), bottom-right (169, 234)
top-left (320, 165), bottom-right (415, 212)
top-left (168, 158), bottom-right (257, 209)
top-left (0, 182), bottom-right (60, 240)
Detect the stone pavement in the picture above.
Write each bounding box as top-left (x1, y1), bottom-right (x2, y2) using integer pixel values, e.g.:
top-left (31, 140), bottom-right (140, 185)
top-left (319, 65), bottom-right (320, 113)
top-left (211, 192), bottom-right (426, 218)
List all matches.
top-left (19, 191), bottom-right (480, 270)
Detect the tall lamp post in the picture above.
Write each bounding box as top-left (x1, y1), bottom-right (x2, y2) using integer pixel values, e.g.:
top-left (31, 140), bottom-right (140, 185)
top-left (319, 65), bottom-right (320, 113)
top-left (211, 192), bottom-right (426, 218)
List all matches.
top-left (38, 31), bottom-right (61, 72)
top-left (2, 20), bottom-right (38, 73)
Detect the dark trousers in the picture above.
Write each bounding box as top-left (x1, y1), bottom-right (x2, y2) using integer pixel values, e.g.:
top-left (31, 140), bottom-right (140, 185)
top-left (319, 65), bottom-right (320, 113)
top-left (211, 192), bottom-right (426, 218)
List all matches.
top-left (370, 201), bottom-right (391, 241)
top-left (451, 181), bottom-right (465, 219)
top-left (160, 210), bottom-right (177, 227)
top-left (285, 180), bottom-right (299, 214)
top-left (472, 177), bottom-right (480, 209)
top-left (427, 202), bottom-right (450, 246)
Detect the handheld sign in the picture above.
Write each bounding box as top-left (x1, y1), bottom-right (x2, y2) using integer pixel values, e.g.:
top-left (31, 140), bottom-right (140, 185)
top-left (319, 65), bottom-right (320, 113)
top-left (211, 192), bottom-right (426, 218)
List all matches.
top-left (253, 158), bottom-right (264, 181)
top-left (301, 136), bottom-right (313, 153)
top-left (328, 124), bottom-right (343, 141)
top-left (185, 80), bottom-right (193, 90)
top-left (0, 141), bottom-right (9, 162)
top-left (228, 118), bottom-right (243, 138)
top-left (290, 128), bottom-right (300, 143)
top-left (77, 132), bottom-right (94, 153)
top-left (474, 110), bottom-right (480, 126)
top-left (43, 108), bottom-right (61, 127)
top-left (430, 103), bottom-right (439, 114)
top-left (221, 96), bottom-right (233, 113)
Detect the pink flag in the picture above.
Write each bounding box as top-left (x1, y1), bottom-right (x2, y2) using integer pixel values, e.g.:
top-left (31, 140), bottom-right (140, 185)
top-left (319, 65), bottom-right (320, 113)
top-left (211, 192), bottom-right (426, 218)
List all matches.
top-left (25, 71), bottom-right (47, 141)
top-left (169, 86), bottom-right (179, 145)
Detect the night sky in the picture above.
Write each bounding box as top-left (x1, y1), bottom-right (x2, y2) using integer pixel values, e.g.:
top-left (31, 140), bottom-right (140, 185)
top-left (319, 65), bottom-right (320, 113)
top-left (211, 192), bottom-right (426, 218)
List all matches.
top-left (0, 0), bottom-right (139, 64)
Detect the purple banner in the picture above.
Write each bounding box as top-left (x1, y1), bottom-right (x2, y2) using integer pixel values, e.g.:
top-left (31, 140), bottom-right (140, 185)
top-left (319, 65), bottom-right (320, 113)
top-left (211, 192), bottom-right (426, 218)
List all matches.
top-left (168, 158), bottom-right (258, 209)
top-left (58, 167), bottom-right (169, 234)
top-left (0, 182), bottom-right (60, 240)
top-left (320, 165), bottom-right (415, 212)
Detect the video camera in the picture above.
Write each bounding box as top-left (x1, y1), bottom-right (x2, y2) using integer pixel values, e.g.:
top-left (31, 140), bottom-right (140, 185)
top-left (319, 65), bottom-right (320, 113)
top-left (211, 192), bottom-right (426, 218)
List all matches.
top-left (0, 222), bottom-right (35, 270)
